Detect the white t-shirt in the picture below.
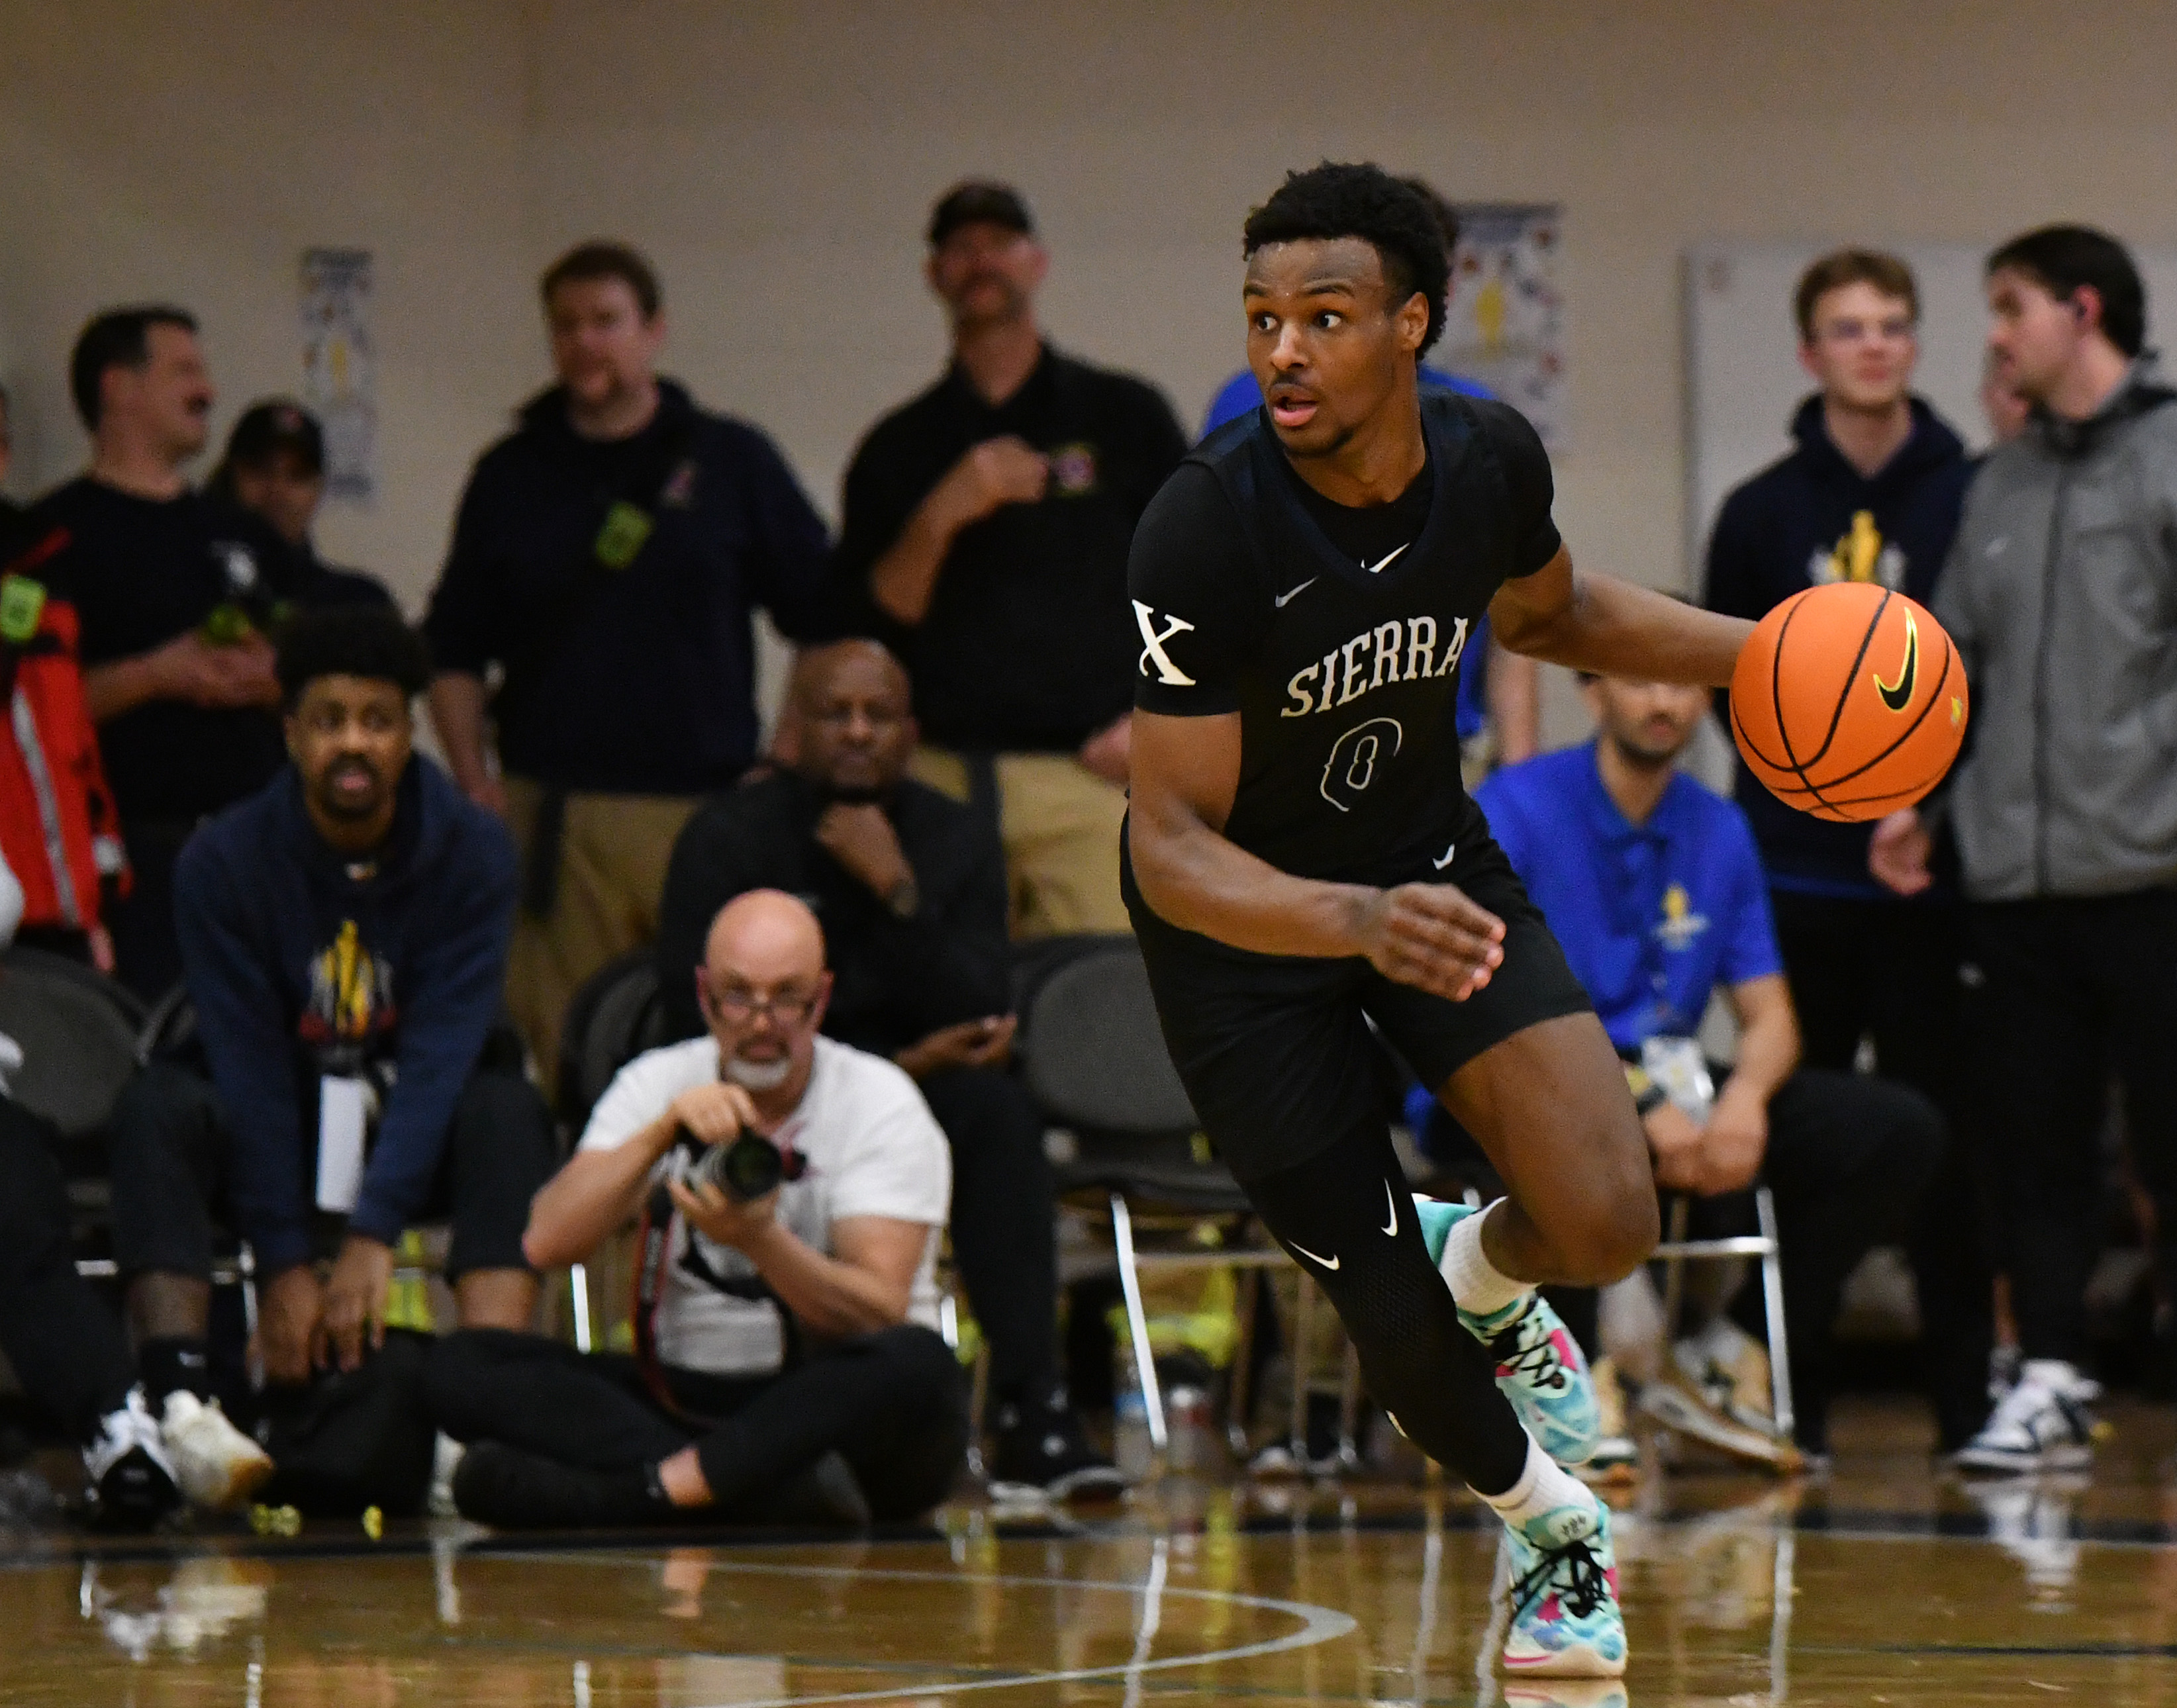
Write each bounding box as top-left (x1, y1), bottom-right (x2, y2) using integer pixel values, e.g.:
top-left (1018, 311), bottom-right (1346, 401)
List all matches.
top-left (578, 1035), bottom-right (950, 1377)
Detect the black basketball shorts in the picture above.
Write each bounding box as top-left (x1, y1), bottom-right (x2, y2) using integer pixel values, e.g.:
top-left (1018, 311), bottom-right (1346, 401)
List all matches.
top-left (1120, 818), bottom-right (1593, 1182)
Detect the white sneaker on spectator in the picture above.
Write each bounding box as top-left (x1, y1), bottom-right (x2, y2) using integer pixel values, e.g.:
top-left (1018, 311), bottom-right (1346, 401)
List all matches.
top-left (83, 1390), bottom-right (181, 1528)
top-left (161, 1391), bottom-right (274, 1510)
top-left (1953, 1360), bottom-right (2098, 1474)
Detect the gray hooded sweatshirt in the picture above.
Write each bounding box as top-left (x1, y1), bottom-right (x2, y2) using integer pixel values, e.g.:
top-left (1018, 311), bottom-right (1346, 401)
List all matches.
top-left (1936, 357), bottom-right (2177, 901)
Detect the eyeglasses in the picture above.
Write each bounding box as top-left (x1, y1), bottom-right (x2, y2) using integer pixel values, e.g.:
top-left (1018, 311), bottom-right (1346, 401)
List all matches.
top-left (702, 982), bottom-right (820, 1026)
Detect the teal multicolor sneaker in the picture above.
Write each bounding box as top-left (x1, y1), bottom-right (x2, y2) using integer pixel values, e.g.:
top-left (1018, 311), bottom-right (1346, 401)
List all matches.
top-left (1498, 1491), bottom-right (1626, 1678)
top-left (1414, 1197), bottom-right (1602, 1466)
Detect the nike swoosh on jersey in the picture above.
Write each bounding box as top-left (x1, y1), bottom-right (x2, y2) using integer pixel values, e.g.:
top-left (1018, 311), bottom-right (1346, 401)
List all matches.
top-left (1362, 544), bottom-right (1410, 575)
top-left (1381, 1180), bottom-right (1400, 1237)
top-left (1432, 841), bottom-right (1456, 871)
top-left (1288, 1241), bottom-right (1341, 1272)
top-left (1275, 577), bottom-right (1318, 608)
top-left (1874, 611), bottom-right (1919, 711)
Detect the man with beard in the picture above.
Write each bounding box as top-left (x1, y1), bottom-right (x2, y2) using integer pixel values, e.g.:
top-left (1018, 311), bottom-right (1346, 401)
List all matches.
top-left (20, 309), bottom-right (344, 998)
top-left (655, 639), bottom-right (1119, 1497)
top-left (425, 890), bottom-right (967, 1530)
top-left (107, 608), bottom-right (555, 1480)
top-left (833, 182), bottom-right (1187, 939)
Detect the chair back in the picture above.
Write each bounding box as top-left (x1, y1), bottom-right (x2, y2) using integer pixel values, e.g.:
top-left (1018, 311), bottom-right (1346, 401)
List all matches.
top-left (1015, 935), bottom-right (1195, 1136)
top-left (1016, 937), bottom-right (1247, 1215)
top-left (557, 948), bottom-right (670, 1131)
top-left (0, 947), bottom-right (147, 1139)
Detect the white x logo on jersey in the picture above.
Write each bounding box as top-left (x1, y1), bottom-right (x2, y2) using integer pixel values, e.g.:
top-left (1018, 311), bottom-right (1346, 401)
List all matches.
top-left (1132, 600), bottom-right (1198, 686)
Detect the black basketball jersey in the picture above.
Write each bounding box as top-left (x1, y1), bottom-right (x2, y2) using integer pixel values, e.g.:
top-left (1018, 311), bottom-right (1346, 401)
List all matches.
top-left (1128, 393), bottom-right (1561, 883)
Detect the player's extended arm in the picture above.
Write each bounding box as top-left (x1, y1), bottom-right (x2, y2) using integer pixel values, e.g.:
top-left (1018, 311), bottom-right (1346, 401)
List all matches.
top-left (1127, 709), bottom-right (1505, 1000)
top-left (1489, 546), bottom-right (1753, 688)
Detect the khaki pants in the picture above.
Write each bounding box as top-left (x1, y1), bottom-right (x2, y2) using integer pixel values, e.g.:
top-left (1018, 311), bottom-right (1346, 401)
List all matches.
top-left (501, 777), bottom-right (699, 1092)
top-left (910, 747), bottom-right (1131, 939)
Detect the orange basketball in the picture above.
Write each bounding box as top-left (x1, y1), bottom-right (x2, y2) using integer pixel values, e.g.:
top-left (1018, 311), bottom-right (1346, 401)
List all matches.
top-left (1729, 582), bottom-right (1968, 824)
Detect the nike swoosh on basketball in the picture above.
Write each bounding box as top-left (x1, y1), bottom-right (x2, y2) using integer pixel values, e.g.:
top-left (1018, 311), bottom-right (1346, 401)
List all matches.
top-left (1381, 1181), bottom-right (1400, 1237)
top-left (1275, 577), bottom-right (1318, 608)
top-left (1361, 544), bottom-right (1409, 575)
top-left (1432, 841), bottom-right (1456, 871)
top-left (1288, 1241), bottom-right (1340, 1272)
top-left (1874, 612), bottom-right (1919, 711)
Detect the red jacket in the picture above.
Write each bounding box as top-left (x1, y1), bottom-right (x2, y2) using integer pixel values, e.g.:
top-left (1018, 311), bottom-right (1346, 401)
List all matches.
top-left (1, 550), bottom-right (129, 933)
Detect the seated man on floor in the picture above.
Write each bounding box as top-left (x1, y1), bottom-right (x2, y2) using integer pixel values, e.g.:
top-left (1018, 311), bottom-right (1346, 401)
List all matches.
top-left (656, 639), bottom-right (1116, 1495)
top-left (429, 890), bottom-right (967, 1529)
top-left (1473, 669), bottom-right (1945, 1465)
top-left (107, 607), bottom-right (554, 1452)
top-left (0, 853), bottom-right (271, 1527)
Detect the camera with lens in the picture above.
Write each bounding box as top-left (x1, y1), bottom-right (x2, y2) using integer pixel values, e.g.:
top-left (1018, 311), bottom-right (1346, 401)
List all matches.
top-left (676, 1124), bottom-right (806, 1202)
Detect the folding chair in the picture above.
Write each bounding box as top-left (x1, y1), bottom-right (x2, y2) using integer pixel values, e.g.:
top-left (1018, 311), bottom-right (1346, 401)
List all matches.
top-left (1016, 935), bottom-right (1355, 1472)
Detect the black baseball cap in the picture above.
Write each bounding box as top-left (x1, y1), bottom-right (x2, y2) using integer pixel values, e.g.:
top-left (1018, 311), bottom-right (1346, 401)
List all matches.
top-left (224, 399), bottom-right (324, 476)
top-left (927, 181), bottom-right (1035, 248)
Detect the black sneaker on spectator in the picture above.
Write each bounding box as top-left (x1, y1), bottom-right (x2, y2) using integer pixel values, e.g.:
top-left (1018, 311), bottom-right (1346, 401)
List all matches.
top-left (452, 1441), bottom-right (673, 1529)
top-left (83, 1390), bottom-right (181, 1530)
top-left (989, 1386), bottom-right (1126, 1501)
top-left (1953, 1361), bottom-right (2099, 1474)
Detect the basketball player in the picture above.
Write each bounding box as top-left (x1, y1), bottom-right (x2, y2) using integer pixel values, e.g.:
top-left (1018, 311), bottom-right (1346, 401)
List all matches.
top-left (1124, 164), bottom-right (1753, 1678)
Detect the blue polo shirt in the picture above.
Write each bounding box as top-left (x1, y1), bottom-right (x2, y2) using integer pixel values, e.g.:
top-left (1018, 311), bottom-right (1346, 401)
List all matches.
top-left (1476, 743), bottom-right (1782, 1051)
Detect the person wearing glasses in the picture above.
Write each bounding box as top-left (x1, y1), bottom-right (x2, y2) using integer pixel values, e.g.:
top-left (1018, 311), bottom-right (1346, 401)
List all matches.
top-left (654, 639), bottom-right (1121, 1499)
top-left (426, 888), bottom-right (967, 1529)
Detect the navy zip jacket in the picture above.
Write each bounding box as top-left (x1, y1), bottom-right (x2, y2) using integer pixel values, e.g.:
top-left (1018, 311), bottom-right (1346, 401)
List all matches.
top-left (1702, 395), bottom-right (1974, 898)
top-left (424, 379), bottom-right (836, 794)
top-left (173, 757), bottom-right (518, 1272)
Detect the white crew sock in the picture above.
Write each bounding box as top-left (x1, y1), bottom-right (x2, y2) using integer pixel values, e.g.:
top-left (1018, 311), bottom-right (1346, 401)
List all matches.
top-left (1440, 1198), bottom-right (1533, 1320)
top-left (1478, 1432), bottom-right (1593, 1527)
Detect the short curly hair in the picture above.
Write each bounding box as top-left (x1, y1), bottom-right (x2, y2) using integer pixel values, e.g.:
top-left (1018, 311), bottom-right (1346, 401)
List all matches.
top-left (1243, 163), bottom-right (1451, 356)
top-left (275, 606), bottom-right (432, 709)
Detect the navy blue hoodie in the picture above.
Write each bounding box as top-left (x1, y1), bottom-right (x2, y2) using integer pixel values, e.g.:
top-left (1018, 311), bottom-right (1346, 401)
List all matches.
top-left (1702, 396), bottom-right (1974, 898)
top-left (173, 756), bottom-right (518, 1272)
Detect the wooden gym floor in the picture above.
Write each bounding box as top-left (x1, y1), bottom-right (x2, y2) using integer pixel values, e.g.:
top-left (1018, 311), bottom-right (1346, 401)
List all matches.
top-left (7, 1394), bottom-right (2177, 1707)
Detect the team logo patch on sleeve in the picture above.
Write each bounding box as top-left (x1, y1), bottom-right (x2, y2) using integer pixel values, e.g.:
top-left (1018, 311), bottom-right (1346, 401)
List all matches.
top-left (1133, 601), bottom-right (1197, 685)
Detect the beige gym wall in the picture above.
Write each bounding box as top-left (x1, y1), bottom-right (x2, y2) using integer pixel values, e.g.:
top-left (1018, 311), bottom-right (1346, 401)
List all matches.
top-left (0, 0), bottom-right (533, 602)
top-left (6, 1), bottom-right (2176, 737)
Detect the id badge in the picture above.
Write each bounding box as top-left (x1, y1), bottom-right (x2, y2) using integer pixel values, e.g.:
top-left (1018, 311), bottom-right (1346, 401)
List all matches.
top-left (594, 501), bottom-right (654, 571)
top-left (316, 1075), bottom-right (368, 1213)
top-left (1639, 1035), bottom-right (1714, 1120)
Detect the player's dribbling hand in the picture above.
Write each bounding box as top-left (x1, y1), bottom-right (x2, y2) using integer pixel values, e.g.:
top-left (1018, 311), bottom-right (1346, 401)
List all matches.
top-left (1358, 883), bottom-right (1505, 1002)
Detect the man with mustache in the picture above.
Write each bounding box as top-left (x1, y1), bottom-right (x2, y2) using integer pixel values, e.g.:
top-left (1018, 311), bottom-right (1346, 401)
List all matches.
top-left (426, 889), bottom-right (967, 1530)
top-left (20, 310), bottom-right (363, 999)
top-left (104, 607), bottom-right (555, 1507)
top-left (834, 182), bottom-right (1187, 939)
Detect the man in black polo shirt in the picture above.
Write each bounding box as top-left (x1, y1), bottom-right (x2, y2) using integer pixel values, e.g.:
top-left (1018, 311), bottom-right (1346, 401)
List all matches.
top-left (21, 307), bottom-right (362, 1000)
top-left (424, 241), bottom-right (837, 1079)
top-left (655, 639), bottom-right (1121, 1497)
top-left (834, 183), bottom-right (1188, 939)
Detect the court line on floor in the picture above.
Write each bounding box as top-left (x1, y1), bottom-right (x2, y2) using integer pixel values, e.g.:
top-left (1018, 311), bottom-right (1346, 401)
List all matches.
top-left (501, 1552), bottom-right (1360, 1708)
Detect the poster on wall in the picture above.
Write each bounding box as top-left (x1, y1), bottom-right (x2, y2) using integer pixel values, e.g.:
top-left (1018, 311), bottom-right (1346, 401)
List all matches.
top-left (299, 247), bottom-right (377, 504)
top-left (1443, 204), bottom-right (1565, 448)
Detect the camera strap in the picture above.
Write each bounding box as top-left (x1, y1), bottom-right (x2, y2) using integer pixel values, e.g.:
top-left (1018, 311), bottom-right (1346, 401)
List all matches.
top-left (629, 1172), bottom-right (801, 1426)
